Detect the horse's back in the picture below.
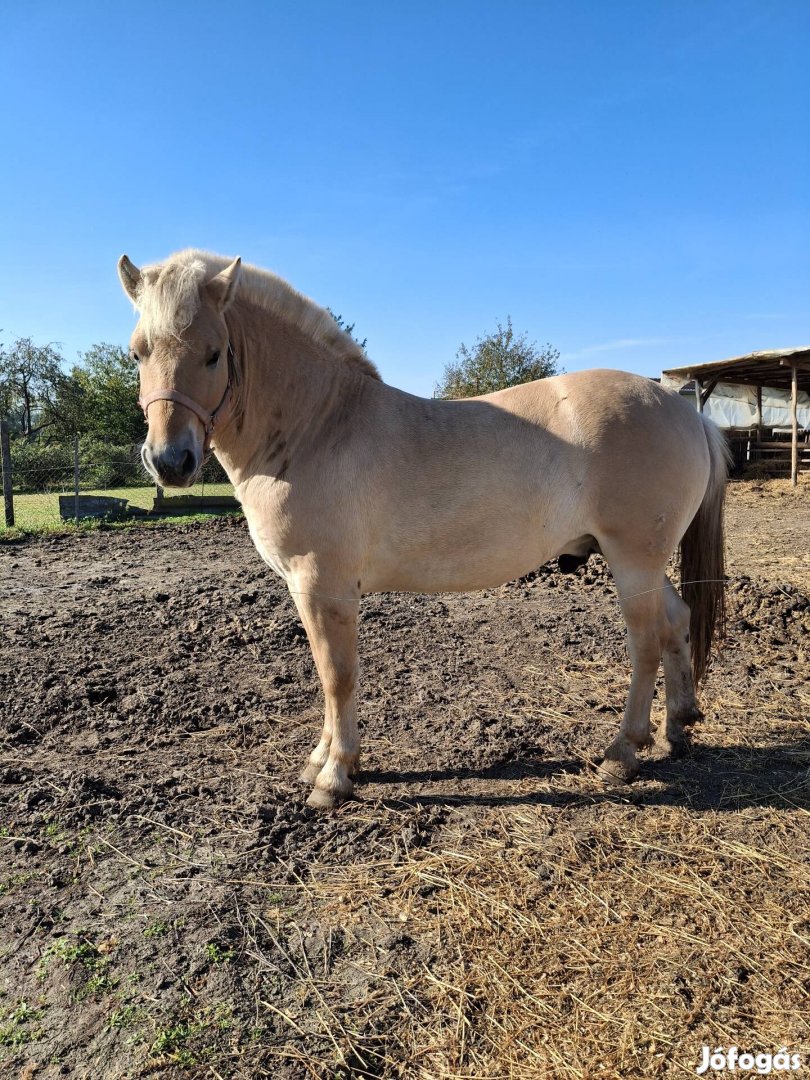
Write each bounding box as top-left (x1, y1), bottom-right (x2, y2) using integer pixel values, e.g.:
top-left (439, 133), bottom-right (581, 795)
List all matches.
top-left (484, 369), bottom-right (702, 444)
top-left (483, 369), bottom-right (707, 475)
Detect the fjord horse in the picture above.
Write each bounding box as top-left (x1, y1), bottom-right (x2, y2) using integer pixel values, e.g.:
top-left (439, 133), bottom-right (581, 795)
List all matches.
top-left (118, 250), bottom-right (728, 808)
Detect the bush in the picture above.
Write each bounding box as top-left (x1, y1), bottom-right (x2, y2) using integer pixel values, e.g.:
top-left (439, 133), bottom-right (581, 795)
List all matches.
top-left (8, 437), bottom-right (229, 492)
top-left (79, 440), bottom-right (145, 488)
top-left (9, 440), bottom-right (73, 492)
top-left (9, 439), bottom-right (145, 492)
top-left (435, 318), bottom-right (561, 399)
top-left (199, 455), bottom-right (228, 484)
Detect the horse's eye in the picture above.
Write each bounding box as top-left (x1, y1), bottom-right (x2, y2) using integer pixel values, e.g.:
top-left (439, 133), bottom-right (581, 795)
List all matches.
top-left (131, 351), bottom-right (141, 364)
top-left (207, 350), bottom-right (220, 368)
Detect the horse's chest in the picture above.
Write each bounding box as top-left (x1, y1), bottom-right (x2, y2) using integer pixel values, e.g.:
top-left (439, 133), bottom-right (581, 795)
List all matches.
top-left (239, 490), bottom-right (294, 583)
top-left (251, 532), bottom-right (289, 579)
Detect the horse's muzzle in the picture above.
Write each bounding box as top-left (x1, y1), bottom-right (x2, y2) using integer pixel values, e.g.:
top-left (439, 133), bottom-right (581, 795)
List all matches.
top-left (142, 441), bottom-right (200, 488)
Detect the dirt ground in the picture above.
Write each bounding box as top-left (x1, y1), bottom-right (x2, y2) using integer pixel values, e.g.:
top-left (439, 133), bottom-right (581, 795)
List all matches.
top-left (1, 478), bottom-right (808, 1079)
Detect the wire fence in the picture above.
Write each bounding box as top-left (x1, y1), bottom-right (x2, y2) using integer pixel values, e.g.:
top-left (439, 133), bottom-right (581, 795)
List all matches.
top-left (0, 427), bottom-right (236, 529)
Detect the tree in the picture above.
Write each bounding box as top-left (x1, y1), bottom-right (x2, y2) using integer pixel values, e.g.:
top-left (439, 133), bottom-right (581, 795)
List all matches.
top-left (435, 317), bottom-right (561, 399)
top-left (0, 339), bottom-right (143, 444)
top-left (0, 337), bottom-right (69, 438)
top-left (327, 309), bottom-right (368, 352)
top-left (67, 343), bottom-right (143, 444)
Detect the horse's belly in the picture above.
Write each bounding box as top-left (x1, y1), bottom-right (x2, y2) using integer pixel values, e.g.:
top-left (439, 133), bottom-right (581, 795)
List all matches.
top-left (363, 518), bottom-right (564, 593)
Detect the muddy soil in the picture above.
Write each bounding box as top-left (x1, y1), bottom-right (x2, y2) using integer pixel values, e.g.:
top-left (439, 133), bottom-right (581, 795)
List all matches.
top-left (0, 480), bottom-right (808, 1079)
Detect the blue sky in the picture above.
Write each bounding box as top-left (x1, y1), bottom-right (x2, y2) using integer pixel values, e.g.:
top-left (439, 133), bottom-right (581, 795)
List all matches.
top-left (1, 1), bottom-right (808, 396)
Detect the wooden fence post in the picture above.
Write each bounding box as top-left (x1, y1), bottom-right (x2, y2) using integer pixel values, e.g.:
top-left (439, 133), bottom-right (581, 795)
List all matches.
top-left (1, 420), bottom-right (14, 528)
top-left (74, 434), bottom-right (80, 521)
top-left (791, 363), bottom-right (799, 488)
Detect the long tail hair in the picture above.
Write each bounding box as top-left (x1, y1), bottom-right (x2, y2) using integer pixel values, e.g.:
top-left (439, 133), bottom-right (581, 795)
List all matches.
top-left (680, 417), bottom-right (732, 685)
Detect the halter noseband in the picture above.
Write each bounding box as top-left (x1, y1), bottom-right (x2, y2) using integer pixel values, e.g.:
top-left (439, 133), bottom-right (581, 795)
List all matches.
top-left (138, 343), bottom-right (236, 452)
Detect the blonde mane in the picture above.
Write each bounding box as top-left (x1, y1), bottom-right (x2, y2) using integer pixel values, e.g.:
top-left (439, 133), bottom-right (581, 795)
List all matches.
top-left (134, 248), bottom-right (380, 380)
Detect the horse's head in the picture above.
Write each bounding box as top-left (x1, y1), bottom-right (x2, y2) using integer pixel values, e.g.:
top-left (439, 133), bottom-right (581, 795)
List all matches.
top-left (117, 253), bottom-right (242, 487)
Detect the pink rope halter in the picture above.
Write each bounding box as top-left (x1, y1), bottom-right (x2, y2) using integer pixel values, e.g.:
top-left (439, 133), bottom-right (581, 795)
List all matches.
top-left (138, 343), bottom-right (236, 451)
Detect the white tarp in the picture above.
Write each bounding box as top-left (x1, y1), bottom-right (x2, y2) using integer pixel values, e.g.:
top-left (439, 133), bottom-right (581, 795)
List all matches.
top-left (660, 376), bottom-right (810, 431)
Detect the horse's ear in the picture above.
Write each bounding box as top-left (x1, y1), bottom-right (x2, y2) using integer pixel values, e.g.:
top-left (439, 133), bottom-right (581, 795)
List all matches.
top-left (204, 257), bottom-right (242, 313)
top-left (117, 255), bottom-right (141, 302)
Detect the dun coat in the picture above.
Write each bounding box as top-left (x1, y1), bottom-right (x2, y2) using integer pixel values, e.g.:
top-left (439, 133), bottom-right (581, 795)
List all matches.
top-left (118, 250), bottom-right (729, 808)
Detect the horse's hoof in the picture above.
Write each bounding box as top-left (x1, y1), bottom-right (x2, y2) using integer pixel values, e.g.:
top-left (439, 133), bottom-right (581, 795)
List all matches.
top-left (299, 762), bottom-right (322, 785)
top-left (597, 760), bottom-right (634, 786)
top-left (306, 785), bottom-right (351, 810)
top-left (306, 788), bottom-right (335, 810)
top-left (597, 740), bottom-right (640, 785)
top-left (657, 711), bottom-right (700, 760)
top-left (663, 734), bottom-right (693, 760)
top-left (679, 707), bottom-right (704, 729)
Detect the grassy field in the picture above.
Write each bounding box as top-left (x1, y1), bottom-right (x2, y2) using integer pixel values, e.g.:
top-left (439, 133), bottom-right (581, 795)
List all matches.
top-left (1, 481), bottom-right (238, 533)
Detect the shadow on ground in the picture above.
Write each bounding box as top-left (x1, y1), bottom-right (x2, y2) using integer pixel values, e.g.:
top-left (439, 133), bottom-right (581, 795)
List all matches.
top-left (362, 738), bottom-right (810, 812)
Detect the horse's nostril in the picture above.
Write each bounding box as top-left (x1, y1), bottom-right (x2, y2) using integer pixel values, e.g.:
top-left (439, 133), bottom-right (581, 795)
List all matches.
top-left (178, 450), bottom-right (196, 478)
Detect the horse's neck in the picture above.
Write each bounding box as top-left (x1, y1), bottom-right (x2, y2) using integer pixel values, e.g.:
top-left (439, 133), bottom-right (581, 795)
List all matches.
top-left (213, 303), bottom-right (363, 484)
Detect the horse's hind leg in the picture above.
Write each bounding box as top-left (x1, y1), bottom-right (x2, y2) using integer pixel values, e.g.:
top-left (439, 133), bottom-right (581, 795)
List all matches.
top-left (599, 562), bottom-right (667, 784)
top-left (659, 576), bottom-right (702, 755)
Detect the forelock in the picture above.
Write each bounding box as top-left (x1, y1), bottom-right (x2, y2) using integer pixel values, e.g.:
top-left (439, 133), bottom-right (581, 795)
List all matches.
top-left (134, 257), bottom-right (207, 346)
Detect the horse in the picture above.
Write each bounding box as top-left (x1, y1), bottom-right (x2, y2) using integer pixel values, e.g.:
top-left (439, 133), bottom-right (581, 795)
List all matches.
top-left (117, 249), bottom-right (729, 809)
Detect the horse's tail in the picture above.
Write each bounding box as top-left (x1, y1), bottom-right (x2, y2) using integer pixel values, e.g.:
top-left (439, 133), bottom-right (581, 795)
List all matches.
top-left (680, 416), bottom-right (732, 686)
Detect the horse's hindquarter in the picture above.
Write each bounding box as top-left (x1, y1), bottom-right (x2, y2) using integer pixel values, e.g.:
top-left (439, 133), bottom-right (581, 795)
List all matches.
top-left (550, 370), bottom-right (711, 564)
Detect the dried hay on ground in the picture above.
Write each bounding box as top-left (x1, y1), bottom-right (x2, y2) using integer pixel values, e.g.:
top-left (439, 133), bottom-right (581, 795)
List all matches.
top-left (302, 800), bottom-right (809, 1079)
top-left (0, 479), bottom-right (808, 1078)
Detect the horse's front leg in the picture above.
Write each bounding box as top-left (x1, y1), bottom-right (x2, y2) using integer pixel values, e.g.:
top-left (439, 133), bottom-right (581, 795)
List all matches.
top-left (291, 586), bottom-right (360, 809)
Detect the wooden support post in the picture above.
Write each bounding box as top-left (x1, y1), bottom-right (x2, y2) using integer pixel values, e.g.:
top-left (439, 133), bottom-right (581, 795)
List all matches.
top-left (791, 363), bottom-right (799, 488)
top-left (1, 420), bottom-right (14, 528)
top-left (73, 434), bottom-right (80, 521)
top-left (692, 377), bottom-right (719, 413)
top-left (749, 385), bottom-right (763, 465)
top-left (700, 378), bottom-right (719, 411)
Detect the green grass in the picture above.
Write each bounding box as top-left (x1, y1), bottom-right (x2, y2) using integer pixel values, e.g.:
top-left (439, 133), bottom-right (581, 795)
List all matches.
top-left (149, 1003), bottom-right (235, 1065)
top-left (0, 1001), bottom-right (46, 1049)
top-left (0, 481), bottom-right (238, 535)
top-left (204, 942), bottom-right (235, 965)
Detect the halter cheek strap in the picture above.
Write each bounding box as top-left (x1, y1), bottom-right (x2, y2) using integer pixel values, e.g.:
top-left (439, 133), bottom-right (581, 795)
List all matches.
top-left (139, 343), bottom-right (236, 451)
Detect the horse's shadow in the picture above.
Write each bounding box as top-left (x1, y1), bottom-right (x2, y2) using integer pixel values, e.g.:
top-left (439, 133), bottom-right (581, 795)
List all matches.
top-left (358, 740), bottom-right (810, 813)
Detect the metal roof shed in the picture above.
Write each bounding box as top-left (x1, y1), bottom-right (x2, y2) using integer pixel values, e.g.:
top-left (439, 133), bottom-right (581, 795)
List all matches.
top-left (662, 347), bottom-right (810, 487)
